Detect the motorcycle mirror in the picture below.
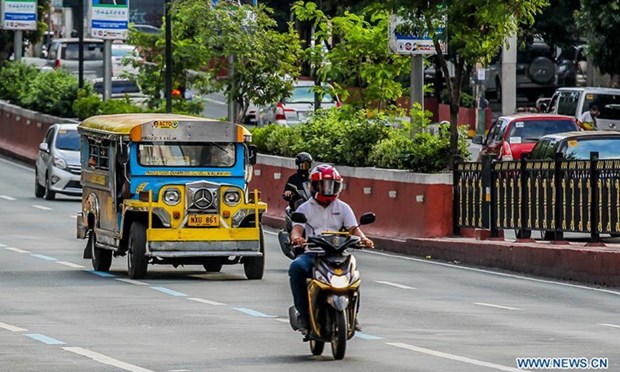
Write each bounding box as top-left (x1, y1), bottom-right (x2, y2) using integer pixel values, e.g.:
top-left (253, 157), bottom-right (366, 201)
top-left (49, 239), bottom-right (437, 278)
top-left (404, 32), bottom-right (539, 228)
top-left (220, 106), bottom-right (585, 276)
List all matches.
top-left (291, 212), bottom-right (307, 224)
top-left (359, 212), bottom-right (376, 225)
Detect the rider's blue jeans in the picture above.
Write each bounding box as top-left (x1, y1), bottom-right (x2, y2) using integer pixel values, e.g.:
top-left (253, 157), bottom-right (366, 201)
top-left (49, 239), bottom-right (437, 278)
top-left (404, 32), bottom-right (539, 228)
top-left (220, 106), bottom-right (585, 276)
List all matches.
top-left (289, 253), bottom-right (313, 321)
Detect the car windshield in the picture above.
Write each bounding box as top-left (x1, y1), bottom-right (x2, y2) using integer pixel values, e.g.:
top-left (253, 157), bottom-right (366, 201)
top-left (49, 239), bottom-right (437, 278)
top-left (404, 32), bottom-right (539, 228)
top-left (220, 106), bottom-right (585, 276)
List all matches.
top-left (63, 42), bottom-right (104, 60)
top-left (581, 93), bottom-right (620, 120)
top-left (564, 138), bottom-right (620, 160)
top-left (55, 129), bottom-right (80, 151)
top-left (138, 143), bottom-right (235, 167)
top-left (93, 80), bottom-right (141, 95)
top-left (285, 86), bottom-right (335, 104)
top-left (507, 119), bottom-right (577, 143)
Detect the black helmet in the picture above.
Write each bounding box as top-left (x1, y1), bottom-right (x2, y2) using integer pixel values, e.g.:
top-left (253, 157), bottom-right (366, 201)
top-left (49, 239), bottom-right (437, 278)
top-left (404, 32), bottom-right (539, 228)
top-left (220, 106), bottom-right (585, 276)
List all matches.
top-left (295, 152), bottom-right (313, 171)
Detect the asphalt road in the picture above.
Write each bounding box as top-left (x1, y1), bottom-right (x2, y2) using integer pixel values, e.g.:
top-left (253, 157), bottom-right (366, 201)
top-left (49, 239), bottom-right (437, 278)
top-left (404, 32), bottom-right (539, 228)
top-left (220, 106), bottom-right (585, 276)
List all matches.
top-left (0, 157), bottom-right (619, 371)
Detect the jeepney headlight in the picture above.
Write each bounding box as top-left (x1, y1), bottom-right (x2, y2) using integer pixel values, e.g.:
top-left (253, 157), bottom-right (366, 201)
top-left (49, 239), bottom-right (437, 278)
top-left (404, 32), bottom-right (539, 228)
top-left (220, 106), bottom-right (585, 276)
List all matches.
top-left (330, 275), bottom-right (350, 289)
top-left (232, 209), bottom-right (247, 227)
top-left (223, 190), bottom-right (241, 206)
top-left (53, 156), bottom-right (67, 170)
top-left (163, 188), bottom-right (181, 206)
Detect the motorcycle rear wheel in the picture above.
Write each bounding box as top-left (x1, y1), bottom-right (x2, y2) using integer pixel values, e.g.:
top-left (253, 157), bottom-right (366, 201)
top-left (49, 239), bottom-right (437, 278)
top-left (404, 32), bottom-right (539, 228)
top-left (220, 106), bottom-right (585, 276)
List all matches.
top-left (331, 311), bottom-right (347, 360)
top-left (309, 340), bottom-right (324, 355)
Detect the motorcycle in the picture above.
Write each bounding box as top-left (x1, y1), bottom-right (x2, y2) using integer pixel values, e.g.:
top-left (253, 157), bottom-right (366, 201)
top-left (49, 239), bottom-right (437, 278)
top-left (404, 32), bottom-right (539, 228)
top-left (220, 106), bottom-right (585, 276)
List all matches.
top-left (278, 182), bottom-right (310, 260)
top-left (288, 211), bottom-right (376, 360)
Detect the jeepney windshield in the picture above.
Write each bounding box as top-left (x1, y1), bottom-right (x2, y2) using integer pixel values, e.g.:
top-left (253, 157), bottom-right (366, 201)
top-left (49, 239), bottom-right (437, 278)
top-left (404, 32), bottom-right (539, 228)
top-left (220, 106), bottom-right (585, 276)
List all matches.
top-left (138, 142), bottom-right (236, 167)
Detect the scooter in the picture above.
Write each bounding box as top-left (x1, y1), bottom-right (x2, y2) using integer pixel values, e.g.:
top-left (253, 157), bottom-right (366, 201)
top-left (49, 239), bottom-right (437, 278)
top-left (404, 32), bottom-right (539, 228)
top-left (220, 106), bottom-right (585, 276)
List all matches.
top-left (278, 182), bottom-right (310, 260)
top-left (288, 211), bottom-right (376, 360)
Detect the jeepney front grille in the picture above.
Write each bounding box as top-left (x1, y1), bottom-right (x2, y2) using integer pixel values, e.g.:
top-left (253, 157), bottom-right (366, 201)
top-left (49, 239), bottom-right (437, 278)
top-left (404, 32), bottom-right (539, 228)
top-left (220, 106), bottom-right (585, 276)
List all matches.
top-left (187, 186), bottom-right (219, 212)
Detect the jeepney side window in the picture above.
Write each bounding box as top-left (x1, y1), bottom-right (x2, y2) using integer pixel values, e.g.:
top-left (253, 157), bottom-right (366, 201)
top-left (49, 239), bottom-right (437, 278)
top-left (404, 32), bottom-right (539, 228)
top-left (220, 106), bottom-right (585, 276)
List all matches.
top-left (88, 139), bottom-right (110, 170)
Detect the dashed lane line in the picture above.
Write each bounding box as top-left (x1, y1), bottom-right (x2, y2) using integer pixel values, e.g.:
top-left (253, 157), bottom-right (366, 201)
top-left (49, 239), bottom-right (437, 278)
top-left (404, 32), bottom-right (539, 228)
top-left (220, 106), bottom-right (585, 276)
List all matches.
top-left (598, 323), bottom-right (620, 329)
top-left (116, 278), bottom-right (149, 286)
top-left (30, 254), bottom-right (57, 261)
top-left (474, 302), bottom-right (522, 311)
top-left (88, 270), bottom-right (115, 278)
top-left (56, 261), bottom-right (85, 269)
top-left (233, 308), bottom-right (277, 318)
top-left (0, 322), bottom-right (27, 332)
top-left (187, 297), bottom-right (225, 306)
top-left (0, 195), bottom-right (16, 200)
top-left (387, 342), bottom-right (525, 372)
top-left (151, 287), bottom-right (187, 297)
top-left (24, 333), bottom-right (65, 345)
top-left (32, 205), bottom-right (52, 211)
top-left (63, 347), bottom-right (155, 372)
top-left (5, 247), bottom-right (30, 253)
top-left (375, 280), bottom-right (416, 289)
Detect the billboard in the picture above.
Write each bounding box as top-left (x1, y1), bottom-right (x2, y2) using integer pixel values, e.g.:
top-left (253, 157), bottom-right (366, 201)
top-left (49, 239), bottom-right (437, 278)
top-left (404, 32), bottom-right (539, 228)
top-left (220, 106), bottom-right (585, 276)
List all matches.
top-left (90, 0), bottom-right (129, 40)
top-left (1, 0), bottom-right (38, 30)
top-left (388, 15), bottom-right (447, 56)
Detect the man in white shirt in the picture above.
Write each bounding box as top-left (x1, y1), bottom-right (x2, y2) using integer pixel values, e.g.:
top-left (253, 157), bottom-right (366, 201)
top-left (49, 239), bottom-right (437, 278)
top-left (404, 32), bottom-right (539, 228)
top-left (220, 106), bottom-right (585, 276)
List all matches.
top-left (289, 164), bottom-right (373, 333)
top-left (578, 103), bottom-right (599, 131)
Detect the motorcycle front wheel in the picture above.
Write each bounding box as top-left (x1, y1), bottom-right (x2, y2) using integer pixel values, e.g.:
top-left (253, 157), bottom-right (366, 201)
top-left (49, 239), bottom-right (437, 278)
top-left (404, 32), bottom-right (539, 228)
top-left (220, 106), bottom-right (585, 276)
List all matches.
top-left (309, 340), bottom-right (324, 356)
top-left (331, 310), bottom-right (347, 360)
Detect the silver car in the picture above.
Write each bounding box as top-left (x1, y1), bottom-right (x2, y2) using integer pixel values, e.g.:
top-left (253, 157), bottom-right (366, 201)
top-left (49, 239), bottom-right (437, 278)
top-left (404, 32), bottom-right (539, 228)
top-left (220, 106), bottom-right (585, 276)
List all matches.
top-left (256, 81), bottom-right (341, 127)
top-left (35, 123), bottom-right (82, 200)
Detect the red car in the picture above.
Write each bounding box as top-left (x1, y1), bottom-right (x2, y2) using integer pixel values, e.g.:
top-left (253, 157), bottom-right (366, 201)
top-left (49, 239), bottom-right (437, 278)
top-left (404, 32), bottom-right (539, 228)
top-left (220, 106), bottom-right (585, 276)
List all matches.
top-left (473, 113), bottom-right (579, 161)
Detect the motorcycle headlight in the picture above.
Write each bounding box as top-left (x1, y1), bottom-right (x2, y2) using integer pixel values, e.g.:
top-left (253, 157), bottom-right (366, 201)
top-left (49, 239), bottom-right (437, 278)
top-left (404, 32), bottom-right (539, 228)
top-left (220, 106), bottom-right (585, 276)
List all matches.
top-left (315, 270), bottom-right (329, 285)
top-left (163, 188), bottom-right (181, 206)
top-left (223, 190), bottom-right (241, 206)
top-left (330, 275), bottom-right (350, 289)
top-left (53, 156), bottom-right (67, 170)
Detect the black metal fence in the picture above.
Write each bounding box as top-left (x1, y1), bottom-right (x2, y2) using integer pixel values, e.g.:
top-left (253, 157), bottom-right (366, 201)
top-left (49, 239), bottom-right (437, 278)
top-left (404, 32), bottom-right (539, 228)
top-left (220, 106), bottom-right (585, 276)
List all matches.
top-left (453, 153), bottom-right (620, 241)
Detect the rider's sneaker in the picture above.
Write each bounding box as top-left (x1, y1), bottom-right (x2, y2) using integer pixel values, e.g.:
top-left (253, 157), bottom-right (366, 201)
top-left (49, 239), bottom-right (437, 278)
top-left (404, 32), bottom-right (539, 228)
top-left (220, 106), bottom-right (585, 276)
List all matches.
top-left (297, 315), bottom-right (310, 335)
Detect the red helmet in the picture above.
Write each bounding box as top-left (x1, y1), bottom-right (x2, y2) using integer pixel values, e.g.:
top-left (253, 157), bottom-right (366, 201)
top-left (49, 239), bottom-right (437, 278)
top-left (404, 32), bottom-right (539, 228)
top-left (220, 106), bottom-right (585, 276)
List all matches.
top-left (309, 164), bottom-right (342, 204)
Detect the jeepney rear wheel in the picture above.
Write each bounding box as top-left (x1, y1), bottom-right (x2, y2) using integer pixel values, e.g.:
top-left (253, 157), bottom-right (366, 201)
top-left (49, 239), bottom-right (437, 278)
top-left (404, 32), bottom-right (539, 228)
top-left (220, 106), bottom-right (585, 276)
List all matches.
top-left (203, 261), bottom-right (223, 273)
top-left (243, 226), bottom-right (265, 280)
top-left (128, 221), bottom-right (148, 279)
top-left (90, 230), bottom-right (112, 272)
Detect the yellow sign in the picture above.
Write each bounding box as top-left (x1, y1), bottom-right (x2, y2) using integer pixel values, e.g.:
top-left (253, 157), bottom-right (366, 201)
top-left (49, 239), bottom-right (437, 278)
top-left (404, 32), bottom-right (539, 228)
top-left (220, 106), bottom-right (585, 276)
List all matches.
top-left (153, 121), bottom-right (179, 129)
top-left (145, 171), bottom-right (232, 176)
top-left (188, 214), bottom-right (219, 227)
top-left (568, 140), bottom-right (578, 147)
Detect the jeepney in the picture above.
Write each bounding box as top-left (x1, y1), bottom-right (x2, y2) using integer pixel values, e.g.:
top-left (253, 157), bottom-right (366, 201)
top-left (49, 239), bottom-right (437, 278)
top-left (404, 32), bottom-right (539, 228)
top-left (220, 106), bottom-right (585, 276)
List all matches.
top-left (76, 114), bottom-right (267, 279)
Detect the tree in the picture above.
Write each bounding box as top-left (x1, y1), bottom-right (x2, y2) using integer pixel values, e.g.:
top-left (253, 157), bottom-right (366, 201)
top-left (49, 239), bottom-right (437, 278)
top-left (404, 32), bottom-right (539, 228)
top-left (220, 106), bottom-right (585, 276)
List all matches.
top-left (0, 2), bottom-right (49, 66)
top-left (169, 1), bottom-right (303, 122)
top-left (578, 0), bottom-right (620, 78)
top-left (532, 0), bottom-right (581, 49)
top-left (381, 0), bottom-right (548, 165)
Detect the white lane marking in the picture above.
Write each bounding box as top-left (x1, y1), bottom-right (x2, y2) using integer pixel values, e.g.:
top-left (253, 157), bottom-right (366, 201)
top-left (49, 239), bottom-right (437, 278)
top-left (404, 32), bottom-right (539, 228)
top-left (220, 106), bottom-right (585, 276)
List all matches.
top-left (365, 250), bottom-right (620, 297)
top-left (0, 322), bottom-right (27, 332)
top-left (233, 308), bottom-right (277, 318)
top-left (275, 318), bottom-right (289, 323)
top-left (187, 297), bottom-right (225, 306)
top-left (0, 157), bottom-right (33, 171)
top-left (387, 342), bottom-right (524, 372)
top-left (70, 215), bottom-right (77, 219)
top-left (474, 302), bottom-right (522, 311)
top-left (598, 323), bottom-right (620, 329)
top-left (32, 205), bottom-right (52, 211)
top-left (63, 347), bottom-right (154, 372)
top-left (57, 261), bottom-right (85, 269)
top-left (88, 270), bottom-right (115, 278)
top-left (0, 243), bottom-right (5, 247)
top-left (355, 332), bottom-right (384, 340)
top-left (25, 333), bottom-right (65, 345)
top-left (31, 254), bottom-right (57, 261)
top-left (375, 280), bottom-right (415, 289)
top-left (151, 287), bottom-right (187, 297)
top-left (0, 195), bottom-right (16, 200)
top-left (5, 247), bottom-right (30, 253)
top-left (116, 278), bottom-right (149, 286)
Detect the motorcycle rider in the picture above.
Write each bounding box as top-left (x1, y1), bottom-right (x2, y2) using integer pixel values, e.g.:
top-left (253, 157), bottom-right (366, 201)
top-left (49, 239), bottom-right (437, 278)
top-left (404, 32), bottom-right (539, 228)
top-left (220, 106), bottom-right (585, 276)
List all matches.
top-left (289, 164), bottom-right (374, 333)
top-left (282, 152), bottom-right (313, 210)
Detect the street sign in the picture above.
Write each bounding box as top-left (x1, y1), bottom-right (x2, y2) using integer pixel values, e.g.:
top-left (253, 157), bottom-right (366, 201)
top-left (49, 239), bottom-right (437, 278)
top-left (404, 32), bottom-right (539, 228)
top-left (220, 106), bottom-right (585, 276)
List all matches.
top-left (388, 15), bottom-right (447, 55)
top-left (90, 0), bottom-right (129, 40)
top-left (1, 0), bottom-right (38, 30)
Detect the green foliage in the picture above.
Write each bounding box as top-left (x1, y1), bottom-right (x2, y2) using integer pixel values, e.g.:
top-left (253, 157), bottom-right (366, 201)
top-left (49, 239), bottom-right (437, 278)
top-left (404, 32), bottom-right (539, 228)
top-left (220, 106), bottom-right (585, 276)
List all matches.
top-left (19, 69), bottom-right (80, 117)
top-left (440, 89), bottom-right (475, 108)
top-left (577, 0), bottom-right (620, 77)
top-left (368, 131), bottom-right (416, 169)
top-left (0, 62), bottom-right (39, 105)
top-left (73, 89), bottom-right (102, 120)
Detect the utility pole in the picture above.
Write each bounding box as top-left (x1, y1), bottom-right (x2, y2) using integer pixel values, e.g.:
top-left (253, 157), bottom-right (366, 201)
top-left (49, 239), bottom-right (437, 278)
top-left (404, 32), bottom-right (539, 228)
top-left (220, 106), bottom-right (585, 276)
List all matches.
top-left (165, 0), bottom-right (173, 113)
top-left (78, 0), bottom-right (84, 88)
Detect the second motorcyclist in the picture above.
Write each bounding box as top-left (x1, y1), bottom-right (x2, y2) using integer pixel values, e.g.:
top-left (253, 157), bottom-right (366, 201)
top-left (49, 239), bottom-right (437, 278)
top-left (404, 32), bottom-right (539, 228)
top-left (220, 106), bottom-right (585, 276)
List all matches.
top-left (282, 152), bottom-right (313, 210)
top-left (288, 164), bottom-right (374, 333)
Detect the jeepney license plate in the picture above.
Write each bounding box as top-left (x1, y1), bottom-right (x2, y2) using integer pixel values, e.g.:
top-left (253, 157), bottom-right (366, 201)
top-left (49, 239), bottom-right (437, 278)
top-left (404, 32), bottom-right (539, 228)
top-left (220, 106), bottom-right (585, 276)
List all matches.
top-left (188, 214), bottom-right (219, 227)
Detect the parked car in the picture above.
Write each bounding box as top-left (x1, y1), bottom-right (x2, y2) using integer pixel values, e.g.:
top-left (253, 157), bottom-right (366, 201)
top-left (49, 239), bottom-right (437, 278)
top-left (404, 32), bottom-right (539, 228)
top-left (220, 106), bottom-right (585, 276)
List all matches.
top-left (556, 44), bottom-right (587, 87)
top-left (545, 87), bottom-right (620, 131)
top-left (255, 81), bottom-right (341, 127)
top-left (529, 131), bottom-right (620, 160)
top-left (484, 37), bottom-right (558, 103)
top-left (35, 123), bottom-right (82, 200)
top-left (473, 113), bottom-right (579, 161)
top-left (92, 77), bottom-right (148, 107)
top-left (46, 38), bottom-right (105, 80)
top-left (111, 43), bottom-right (141, 76)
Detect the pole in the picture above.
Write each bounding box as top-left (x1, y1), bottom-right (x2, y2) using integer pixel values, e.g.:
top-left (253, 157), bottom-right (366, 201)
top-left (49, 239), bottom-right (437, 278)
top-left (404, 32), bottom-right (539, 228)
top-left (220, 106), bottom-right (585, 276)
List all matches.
top-left (410, 54), bottom-right (424, 137)
top-left (14, 30), bottom-right (23, 62)
top-left (103, 39), bottom-right (112, 101)
top-left (78, 0), bottom-right (84, 88)
top-left (165, 0), bottom-right (173, 113)
top-left (501, 33), bottom-right (517, 115)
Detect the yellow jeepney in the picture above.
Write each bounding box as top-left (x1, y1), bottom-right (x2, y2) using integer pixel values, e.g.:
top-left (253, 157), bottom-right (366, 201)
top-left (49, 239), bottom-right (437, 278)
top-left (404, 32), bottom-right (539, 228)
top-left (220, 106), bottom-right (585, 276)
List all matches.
top-left (76, 114), bottom-right (267, 279)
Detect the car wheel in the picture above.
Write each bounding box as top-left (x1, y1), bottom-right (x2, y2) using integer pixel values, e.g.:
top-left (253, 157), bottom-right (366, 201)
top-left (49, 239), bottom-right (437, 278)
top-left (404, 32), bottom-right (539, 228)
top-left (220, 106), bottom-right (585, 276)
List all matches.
top-left (128, 221), bottom-right (148, 279)
top-left (34, 170), bottom-right (45, 198)
top-left (44, 173), bottom-right (56, 201)
top-left (527, 56), bottom-right (555, 84)
top-left (90, 230), bottom-right (112, 272)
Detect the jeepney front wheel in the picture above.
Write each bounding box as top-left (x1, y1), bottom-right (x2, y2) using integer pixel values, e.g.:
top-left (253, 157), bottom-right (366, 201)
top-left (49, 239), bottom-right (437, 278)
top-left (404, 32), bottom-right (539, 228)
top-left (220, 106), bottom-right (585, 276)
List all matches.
top-left (243, 226), bottom-right (265, 280)
top-left (128, 222), bottom-right (148, 279)
top-left (90, 231), bottom-right (112, 272)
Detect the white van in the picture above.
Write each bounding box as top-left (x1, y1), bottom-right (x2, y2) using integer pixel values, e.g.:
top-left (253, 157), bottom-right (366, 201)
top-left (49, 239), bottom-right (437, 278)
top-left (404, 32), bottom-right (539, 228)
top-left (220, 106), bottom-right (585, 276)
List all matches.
top-left (546, 87), bottom-right (620, 131)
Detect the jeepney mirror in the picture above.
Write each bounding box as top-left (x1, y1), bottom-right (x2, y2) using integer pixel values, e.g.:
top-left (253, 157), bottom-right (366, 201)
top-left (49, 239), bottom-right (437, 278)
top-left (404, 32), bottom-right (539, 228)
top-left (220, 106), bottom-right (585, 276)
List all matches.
top-left (248, 144), bottom-right (257, 165)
